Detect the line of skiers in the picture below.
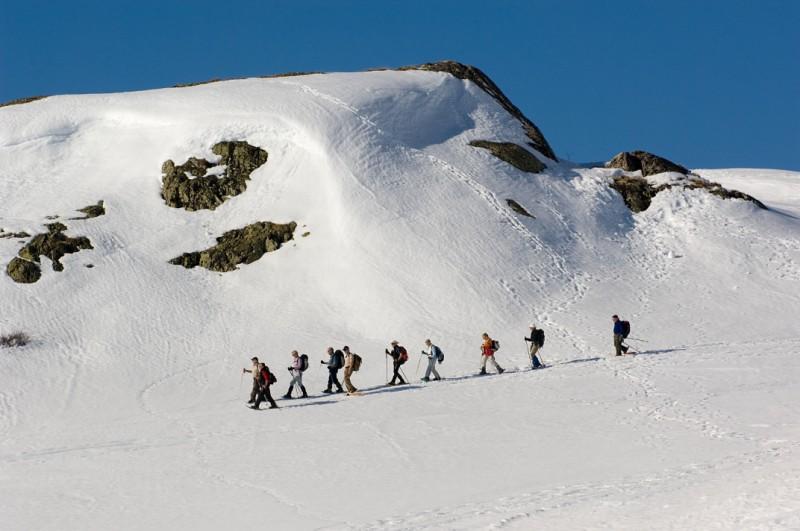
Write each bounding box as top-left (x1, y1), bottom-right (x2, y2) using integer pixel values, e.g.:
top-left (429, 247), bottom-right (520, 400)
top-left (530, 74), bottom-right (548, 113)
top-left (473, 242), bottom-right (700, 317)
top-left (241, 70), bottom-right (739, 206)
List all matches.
top-left (243, 317), bottom-right (631, 409)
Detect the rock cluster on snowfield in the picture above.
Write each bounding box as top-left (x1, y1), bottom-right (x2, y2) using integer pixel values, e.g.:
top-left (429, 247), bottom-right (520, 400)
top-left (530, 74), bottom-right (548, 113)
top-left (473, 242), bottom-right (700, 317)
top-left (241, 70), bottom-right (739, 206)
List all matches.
top-left (606, 150), bottom-right (689, 177)
top-left (505, 199), bottom-right (535, 218)
top-left (0, 229), bottom-right (31, 239)
top-left (72, 200), bottom-right (105, 220)
top-left (169, 221), bottom-right (297, 272)
top-left (398, 61), bottom-right (557, 162)
top-left (161, 141), bottom-right (268, 211)
top-left (469, 140), bottom-right (546, 173)
top-left (610, 174), bottom-right (767, 213)
top-left (5, 222), bottom-right (93, 283)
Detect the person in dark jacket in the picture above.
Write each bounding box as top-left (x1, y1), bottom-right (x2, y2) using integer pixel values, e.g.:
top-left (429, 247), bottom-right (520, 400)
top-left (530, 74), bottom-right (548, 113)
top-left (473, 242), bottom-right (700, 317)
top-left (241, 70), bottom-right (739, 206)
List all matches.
top-left (384, 340), bottom-right (407, 385)
top-left (525, 324), bottom-right (544, 369)
top-left (321, 347), bottom-right (345, 393)
top-left (612, 315), bottom-right (628, 356)
top-left (251, 363), bottom-right (278, 410)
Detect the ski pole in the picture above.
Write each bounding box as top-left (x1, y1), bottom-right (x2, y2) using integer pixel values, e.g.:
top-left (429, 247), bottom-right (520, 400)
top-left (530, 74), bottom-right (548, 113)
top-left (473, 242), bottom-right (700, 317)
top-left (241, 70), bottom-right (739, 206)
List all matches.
top-left (627, 337), bottom-right (648, 343)
top-left (400, 367), bottom-right (410, 383)
top-left (238, 370), bottom-right (243, 399)
top-left (415, 353), bottom-right (423, 378)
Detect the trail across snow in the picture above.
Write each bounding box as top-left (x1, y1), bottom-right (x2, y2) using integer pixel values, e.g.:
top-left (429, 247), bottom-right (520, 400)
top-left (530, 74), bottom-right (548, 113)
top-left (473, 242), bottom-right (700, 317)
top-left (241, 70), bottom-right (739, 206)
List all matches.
top-left (1, 69), bottom-right (799, 530)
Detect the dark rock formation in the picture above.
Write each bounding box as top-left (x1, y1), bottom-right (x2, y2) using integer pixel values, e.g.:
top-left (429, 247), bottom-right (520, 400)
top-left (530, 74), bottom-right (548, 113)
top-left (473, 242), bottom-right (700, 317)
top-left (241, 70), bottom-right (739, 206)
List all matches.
top-left (170, 221), bottom-right (297, 272)
top-left (606, 151), bottom-right (689, 177)
top-left (0, 230), bottom-right (31, 239)
top-left (469, 140), bottom-right (545, 173)
top-left (610, 174), bottom-right (766, 213)
top-left (6, 257), bottom-right (41, 284)
top-left (399, 61), bottom-right (557, 161)
top-left (0, 95), bottom-right (48, 108)
top-left (72, 200), bottom-right (105, 220)
top-left (161, 141), bottom-right (268, 211)
top-left (506, 199), bottom-right (535, 218)
top-left (6, 222), bottom-right (93, 283)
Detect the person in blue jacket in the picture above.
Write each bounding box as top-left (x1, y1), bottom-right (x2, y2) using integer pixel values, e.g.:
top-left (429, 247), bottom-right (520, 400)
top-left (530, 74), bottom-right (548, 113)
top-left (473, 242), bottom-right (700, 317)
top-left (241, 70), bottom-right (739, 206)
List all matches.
top-left (612, 314), bottom-right (629, 356)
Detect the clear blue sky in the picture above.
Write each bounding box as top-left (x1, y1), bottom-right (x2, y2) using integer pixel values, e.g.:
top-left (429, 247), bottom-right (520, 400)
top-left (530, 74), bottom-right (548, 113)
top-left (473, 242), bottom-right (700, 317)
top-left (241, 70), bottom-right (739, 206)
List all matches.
top-left (2, 0), bottom-right (798, 169)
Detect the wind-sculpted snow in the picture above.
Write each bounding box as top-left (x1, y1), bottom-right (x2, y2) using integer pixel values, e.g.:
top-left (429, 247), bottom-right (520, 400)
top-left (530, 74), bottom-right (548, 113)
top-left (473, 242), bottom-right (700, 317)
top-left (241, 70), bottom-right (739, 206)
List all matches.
top-left (0, 68), bottom-right (799, 530)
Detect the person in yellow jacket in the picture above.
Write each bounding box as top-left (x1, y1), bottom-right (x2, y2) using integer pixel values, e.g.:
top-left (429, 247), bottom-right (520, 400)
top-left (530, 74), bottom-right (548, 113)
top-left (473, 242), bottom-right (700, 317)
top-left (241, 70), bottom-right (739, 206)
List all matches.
top-left (479, 333), bottom-right (504, 375)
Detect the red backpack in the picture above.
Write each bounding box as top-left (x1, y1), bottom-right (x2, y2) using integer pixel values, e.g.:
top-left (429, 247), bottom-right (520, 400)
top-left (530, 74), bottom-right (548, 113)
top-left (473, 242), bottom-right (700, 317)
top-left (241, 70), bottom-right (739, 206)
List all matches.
top-left (398, 346), bottom-right (408, 364)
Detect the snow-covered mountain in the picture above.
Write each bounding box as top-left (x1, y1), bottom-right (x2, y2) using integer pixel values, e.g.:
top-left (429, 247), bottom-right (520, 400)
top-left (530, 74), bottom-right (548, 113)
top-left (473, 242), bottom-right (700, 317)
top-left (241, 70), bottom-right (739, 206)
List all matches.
top-left (1, 62), bottom-right (799, 530)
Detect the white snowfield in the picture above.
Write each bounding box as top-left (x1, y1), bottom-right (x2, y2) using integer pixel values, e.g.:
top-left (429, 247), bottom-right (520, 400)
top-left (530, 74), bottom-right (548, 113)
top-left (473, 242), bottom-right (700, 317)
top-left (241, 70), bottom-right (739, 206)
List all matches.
top-left (1, 69), bottom-right (799, 530)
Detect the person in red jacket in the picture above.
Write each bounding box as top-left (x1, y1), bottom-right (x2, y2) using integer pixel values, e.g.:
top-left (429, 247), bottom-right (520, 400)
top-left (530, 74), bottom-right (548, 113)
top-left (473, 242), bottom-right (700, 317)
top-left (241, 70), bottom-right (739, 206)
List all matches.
top-left (251, 362), bottom-right (278, 410)
top-left (479, 333), bottom-right (504, 375)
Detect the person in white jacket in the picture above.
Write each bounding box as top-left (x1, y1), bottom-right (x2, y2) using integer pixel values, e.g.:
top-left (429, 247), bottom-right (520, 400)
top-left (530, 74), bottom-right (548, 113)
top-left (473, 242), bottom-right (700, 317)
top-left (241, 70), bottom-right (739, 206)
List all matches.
top-left (421, 339), bottom-right (443, 382)
top-left (282, 350), bottom-right (308, 399)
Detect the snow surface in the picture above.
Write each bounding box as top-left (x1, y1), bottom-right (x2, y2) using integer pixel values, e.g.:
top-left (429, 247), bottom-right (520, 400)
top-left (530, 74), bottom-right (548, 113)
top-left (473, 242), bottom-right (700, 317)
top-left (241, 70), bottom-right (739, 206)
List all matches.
top-left (1, 70), bottom-right (799, 530)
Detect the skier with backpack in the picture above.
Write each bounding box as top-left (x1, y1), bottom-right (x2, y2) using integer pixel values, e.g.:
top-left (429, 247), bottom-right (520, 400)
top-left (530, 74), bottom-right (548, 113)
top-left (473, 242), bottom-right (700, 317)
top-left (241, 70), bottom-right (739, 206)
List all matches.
top-left (385, 340), bottom-right (408, 385)
top-left (283, 350), bottom-right (309, 399)
top-left (321, 347), bottom-right (345, 393)
top-left (525, 324), bottom-right (545, 369)
top-left (479, 333), bottom-right (504, 375)
top-left (612, 315), bottom-right (630, 356)
top-left (342, 345), bottom-right (362, 394)
top-left (250, 362), bottom-right (278, 410)
top-left (421, 339), bottom-right (443, 382)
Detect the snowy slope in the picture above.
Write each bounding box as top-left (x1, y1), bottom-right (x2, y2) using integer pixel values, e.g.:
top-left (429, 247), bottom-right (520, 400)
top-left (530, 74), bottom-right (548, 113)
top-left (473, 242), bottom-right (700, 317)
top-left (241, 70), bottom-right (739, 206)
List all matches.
top-left (1, 68), bottom-right (799, 530)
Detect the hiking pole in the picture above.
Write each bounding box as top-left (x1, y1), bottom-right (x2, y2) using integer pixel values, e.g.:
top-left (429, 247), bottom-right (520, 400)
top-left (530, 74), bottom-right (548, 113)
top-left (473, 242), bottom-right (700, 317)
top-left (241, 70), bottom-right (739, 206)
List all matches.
top-left (385, 352), bottom-right (389, 384)
top-left (400, 367), bottom-right (410, 383)
top-left (524, 339), bottom-right (532, 367)
top-left (415, 353), bottom-right (423, 378)
top-left (627, 337), bottom-right (648, 343)
top-left (238, 370), bottom-right (244, 399)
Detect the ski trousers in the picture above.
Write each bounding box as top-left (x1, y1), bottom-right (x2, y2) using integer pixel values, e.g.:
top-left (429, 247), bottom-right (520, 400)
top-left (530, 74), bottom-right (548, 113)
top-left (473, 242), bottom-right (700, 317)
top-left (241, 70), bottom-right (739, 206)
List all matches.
top-left (424, 356), bottom-right (440, 380)
top-left (480, 354), bottom-right (502, 373)
top-left (327, 367), bottom-right (343, 392)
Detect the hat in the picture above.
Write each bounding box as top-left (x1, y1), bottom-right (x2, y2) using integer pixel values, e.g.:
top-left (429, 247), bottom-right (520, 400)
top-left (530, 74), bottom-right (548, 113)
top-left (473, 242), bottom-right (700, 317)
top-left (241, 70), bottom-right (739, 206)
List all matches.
top-left (251, 356), bottom-right (258, 361)
top-left (529, 324), bottom-right (536, 328)
top-left (390, 340), bottom-right (399, 345)
top-left (612, 314), bottom-right (619, 319)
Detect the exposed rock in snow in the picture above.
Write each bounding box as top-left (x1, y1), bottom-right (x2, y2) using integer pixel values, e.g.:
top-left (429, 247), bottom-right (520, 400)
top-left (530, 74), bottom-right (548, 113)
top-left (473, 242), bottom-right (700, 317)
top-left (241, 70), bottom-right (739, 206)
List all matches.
top-left (169, 221), bottom-right (296, 272)
top-left (505, 199), bottom-right (535, 218)
top-left (5, 222), bottom-right (92, 283)
top-left (72, 200), bottom-right (105, 220)
top-left (161, 141), bottom-right (268, 211)
top-left (469, 140), bottom-right (545, 173)
top-left (606, 150), bottom-right (689, 176)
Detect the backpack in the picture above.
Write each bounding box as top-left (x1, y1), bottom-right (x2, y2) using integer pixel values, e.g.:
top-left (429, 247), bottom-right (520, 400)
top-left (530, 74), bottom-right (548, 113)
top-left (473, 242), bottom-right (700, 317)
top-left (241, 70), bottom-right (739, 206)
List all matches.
top-left (352, 354), bottom-right (362, 371)
top-left (263, 366), bottom-right (277, 385)
top-left (299, 354), bottom-right (309, 372)
top-left (435, 346), bottom-right (444, 364)
top-left (533, 328), bottom-right (545, 347)
top-left (491, 339), bottom-right (500, 352)
top-left (334, 350), bottom-right (345, 369)
top-left (621, 321), bottom-right (631, 339)
top-left (398, 346), bottom-right (408, 364)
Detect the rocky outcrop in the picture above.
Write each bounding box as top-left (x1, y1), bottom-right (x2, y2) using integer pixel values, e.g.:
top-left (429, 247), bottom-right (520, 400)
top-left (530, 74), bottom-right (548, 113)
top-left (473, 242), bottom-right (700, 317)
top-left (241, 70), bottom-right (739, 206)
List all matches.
top-left (399, 61), bottom-right (557, 161)
top-left (610, 174), bottom-right (766, 213)
top-left (469, 141), bottom-right (545, 173)
top-left (0, 230), bottom-right (31, 239)
top-left (170, 221), bottom-right (297, 272)
top-left (6, 222), bottom-right (93, 283)
top-left (506, 199), bottom-right (535, 218)
top-left (0, 95), bottom-right (48, 108)
top-left (161, 141), bottom-right (268, 211)
top-left (606, 151), bottom-right (689, 177)
top-left (6, 257), bottom-right (41, 284)
top-left (72, 200), bottom-right (105, 220)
